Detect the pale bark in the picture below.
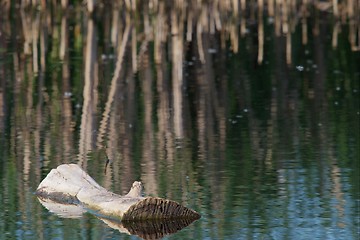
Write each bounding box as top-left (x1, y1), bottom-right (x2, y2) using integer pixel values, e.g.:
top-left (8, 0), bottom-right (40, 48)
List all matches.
top-left (36, 164), bottom-right (200, 221)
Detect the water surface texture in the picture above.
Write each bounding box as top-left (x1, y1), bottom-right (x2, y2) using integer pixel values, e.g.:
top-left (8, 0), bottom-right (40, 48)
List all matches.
top-left (0, 1), bottom-right (359, 239)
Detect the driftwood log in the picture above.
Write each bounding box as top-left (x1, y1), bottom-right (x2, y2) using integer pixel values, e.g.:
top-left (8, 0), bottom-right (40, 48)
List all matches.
top-left (36, 164), bottom-right (200, 221)
top-left (37, 197), bottom-right (199, 239)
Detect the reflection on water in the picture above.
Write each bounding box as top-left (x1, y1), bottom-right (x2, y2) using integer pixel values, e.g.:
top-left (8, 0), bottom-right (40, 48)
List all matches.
top-left (0, 1), bottom-right (359, 239)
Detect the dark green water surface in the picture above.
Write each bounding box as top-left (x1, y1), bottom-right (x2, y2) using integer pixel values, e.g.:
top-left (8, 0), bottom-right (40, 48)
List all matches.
top-left (0, 3), bottom-right (359, 240)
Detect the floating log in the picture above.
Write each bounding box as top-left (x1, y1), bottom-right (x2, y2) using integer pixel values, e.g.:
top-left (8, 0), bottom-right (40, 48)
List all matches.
top-left (37, 197), bottom-right (198, 239)
top-left (36, 164), bottom-right (200, 221)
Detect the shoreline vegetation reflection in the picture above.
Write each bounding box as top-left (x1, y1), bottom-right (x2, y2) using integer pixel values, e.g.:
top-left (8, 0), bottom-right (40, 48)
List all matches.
top-left (0, 0), bottom-right (359, 239)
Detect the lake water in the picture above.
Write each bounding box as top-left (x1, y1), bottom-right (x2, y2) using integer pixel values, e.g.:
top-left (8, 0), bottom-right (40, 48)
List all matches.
top-left (0, 1), bottom-right (359, 240)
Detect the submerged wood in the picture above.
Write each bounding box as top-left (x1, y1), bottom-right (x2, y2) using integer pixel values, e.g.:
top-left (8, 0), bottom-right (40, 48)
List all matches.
top-left (37, 197), bottom-right (198, 239)
top-left (36, 164), bottom-right (200, 221)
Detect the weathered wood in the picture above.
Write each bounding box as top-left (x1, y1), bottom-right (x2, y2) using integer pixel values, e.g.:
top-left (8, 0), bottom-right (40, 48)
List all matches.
top-left (37, 197), bottom-right (199, 239)
top-left (36, 164), bottom-right (200, 221)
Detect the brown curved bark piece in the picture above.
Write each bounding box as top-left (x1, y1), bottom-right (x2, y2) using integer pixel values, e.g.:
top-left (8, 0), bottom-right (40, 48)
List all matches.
top-left (123, 197), bottom-right (200, 220)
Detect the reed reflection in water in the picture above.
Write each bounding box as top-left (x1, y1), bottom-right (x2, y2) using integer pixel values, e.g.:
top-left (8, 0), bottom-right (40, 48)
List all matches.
top-left (0, 1), bottom-right (359, 239)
